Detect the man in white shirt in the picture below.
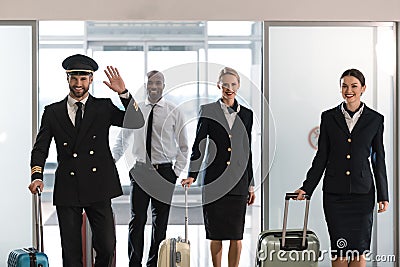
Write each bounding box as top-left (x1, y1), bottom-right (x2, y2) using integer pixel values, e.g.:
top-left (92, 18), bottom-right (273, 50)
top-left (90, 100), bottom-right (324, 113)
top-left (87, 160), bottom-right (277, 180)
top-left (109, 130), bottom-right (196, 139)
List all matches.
top-left (111, 70), bottom-right (189, 267)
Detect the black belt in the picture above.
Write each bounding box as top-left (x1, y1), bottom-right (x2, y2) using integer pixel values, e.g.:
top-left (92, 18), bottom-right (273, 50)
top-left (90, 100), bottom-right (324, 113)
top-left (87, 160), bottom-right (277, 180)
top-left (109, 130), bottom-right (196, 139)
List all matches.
top-left (135, 161), bottom-right (173, 170)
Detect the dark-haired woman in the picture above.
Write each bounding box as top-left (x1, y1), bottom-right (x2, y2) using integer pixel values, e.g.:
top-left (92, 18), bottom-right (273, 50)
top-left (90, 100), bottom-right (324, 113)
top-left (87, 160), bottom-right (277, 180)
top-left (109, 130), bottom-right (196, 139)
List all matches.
top-left (295, 68), bottom-right (389, 267)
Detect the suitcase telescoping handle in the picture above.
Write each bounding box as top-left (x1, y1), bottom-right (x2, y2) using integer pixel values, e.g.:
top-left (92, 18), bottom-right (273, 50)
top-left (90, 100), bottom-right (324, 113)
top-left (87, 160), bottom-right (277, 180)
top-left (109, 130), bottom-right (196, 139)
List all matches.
top-left (281, 193), bottom-right (310, 249)
top-left (184, 184), bottom-right (189, 243)
top-left (34, 186), bottom-right (44, 252)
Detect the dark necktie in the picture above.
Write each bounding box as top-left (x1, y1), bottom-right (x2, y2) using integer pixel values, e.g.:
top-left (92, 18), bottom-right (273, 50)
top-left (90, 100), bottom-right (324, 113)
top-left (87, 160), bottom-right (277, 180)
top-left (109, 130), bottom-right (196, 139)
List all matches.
top-left (75, 102), bottom-right (83, 131)
top-left (227, 99), bottom-right (238, 114)
top-left (146, 105), bottom-right (155, 163)
top-left (227, 106), bottom-right (236, 114)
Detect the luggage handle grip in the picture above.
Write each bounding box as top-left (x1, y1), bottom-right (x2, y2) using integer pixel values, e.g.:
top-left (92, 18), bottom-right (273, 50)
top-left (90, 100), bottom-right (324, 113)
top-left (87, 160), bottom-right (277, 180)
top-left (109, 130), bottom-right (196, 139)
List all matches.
top-left (184, 185), bottom-right (189, 244)
top-left (281, 192), bottom-right (310, 249)
top-left (34, 186), bottom-right (44, 252)
top-left (285, 192), bottom-right (310, 200)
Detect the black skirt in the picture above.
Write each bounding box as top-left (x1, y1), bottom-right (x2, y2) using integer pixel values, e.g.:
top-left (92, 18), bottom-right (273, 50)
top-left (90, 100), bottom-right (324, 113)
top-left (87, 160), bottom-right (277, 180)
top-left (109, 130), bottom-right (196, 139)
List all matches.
top-left (203, 195), bottom-right (248, 240)
top-left (323, 188), bottom-right (375, 256)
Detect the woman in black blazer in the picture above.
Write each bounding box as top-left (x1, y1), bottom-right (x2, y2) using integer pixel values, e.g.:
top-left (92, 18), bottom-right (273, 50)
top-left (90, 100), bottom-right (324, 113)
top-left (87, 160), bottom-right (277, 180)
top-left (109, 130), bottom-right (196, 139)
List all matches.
top-left (295, 69), bottom-right (389, 267)
top-left (181, 67), bottom-right (255, 267)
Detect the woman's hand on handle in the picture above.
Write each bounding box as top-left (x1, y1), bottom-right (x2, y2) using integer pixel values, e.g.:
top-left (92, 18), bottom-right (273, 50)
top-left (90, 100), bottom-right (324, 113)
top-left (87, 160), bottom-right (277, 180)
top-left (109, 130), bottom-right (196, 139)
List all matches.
top-left (378, 201), bottom-right (389, 213)
top-left (295, 188), bottom-right (307, 200)
top-left (28, 179), bottom-right (44, 194)
top-left (181, 177), bottom-right (195, 188)
top-left (248, 187), bottom-right (256, 205)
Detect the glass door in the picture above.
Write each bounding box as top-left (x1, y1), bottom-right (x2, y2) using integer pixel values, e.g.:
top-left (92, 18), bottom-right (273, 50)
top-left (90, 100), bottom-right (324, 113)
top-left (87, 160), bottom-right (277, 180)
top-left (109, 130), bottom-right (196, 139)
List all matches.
top-left (38, 20), bottom-right (263, 266)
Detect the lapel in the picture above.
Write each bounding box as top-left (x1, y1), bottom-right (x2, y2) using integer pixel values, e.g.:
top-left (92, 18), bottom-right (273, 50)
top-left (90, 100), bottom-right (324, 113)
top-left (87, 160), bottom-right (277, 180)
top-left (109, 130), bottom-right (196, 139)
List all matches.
top-left (351, 105), bottom-right (371, 136)
top-left (332, 105), bottom-right (350, 135)
top-left (235, 108), bottom-right (246, 128)
top-left (210, 101), bottom-right (231, 133)
top-left (54, 97), bottom-right (75, 138)
top-left (74, 95), bottom-right (97, 148)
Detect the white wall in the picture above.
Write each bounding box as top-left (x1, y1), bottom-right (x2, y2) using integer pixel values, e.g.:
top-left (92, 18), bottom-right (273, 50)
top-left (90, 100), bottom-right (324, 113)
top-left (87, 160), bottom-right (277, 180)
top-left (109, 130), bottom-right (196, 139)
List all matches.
top-left (0, 0), bottom-right (400, 21)
top-left (0, 24), bottom-right (34, 266)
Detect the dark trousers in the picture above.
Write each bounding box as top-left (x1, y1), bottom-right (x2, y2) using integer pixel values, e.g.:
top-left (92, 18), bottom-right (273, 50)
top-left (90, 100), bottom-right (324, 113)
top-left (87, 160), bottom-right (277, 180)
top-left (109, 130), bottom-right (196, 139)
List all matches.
top-left (56, 200), bottom-right (116, 267)
top-left (128, 163), bottom-right (177, 267)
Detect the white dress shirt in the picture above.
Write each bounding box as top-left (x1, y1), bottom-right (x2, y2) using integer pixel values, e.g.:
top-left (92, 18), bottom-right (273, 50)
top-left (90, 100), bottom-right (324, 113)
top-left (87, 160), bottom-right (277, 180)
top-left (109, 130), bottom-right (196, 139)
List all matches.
top-left (67, 95), bottom-right (89, 125)
top-left (112, 97), bottom-right (189, 176)
top-left (219, 99), bottom-right (240, 129)
top-left (341, 102), bottom-right (365, 133)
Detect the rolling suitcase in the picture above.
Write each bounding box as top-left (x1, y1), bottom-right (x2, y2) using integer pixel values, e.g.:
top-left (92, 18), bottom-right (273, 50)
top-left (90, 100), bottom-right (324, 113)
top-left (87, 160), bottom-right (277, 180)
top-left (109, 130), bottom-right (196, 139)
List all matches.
top-left (255, 193), bottom-right (320, 267)
top-left (157, 185), bottom-right (190, 267)
top-left (7, 187), bottom-right (49, 267)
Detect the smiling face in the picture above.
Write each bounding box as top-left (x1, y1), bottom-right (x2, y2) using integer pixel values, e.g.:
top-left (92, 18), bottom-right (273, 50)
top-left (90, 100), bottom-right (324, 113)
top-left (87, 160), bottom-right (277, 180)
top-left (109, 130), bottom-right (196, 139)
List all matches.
top-left (146, 72), bottom-right (165, 104)
top-left (341, 75), bottom-right (365, 109)
top-left (68, 74), bottom-right (93, 101)
top-left (218, 73), bottom-right (240, 105)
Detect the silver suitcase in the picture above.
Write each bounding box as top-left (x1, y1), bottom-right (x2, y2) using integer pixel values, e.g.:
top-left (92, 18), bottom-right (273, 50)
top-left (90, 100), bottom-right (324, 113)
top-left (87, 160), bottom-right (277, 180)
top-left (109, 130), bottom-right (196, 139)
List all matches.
top-left (157, 185), bottom-right (190, 267)
top-left (255, 193), bottom-right (320, 267)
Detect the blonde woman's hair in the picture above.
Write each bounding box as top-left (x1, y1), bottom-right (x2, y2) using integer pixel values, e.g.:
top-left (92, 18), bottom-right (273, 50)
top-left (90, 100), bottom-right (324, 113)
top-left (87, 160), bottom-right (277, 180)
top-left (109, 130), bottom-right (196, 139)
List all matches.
top-left (218, 67), bottom-right (240, 84)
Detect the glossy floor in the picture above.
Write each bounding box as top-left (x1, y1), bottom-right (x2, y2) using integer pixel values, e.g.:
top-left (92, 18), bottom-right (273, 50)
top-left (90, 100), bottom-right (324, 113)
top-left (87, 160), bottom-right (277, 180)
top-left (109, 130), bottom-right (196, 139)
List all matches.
top-left (42, 194), bottom-right (261, 267)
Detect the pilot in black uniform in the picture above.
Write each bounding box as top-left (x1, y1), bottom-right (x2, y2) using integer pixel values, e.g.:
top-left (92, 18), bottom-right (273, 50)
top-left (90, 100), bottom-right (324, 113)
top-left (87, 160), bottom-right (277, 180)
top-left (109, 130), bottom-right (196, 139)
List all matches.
top-left (28, 54), bottom-right (144, 267)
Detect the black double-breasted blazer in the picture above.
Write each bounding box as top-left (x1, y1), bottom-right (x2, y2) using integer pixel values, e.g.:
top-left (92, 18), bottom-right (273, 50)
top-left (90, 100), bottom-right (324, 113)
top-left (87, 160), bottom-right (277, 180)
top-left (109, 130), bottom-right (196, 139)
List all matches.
top-left (31, 94), bottom-right (144, 206)
top-left (188, 101), bottom-right (254, 199)
top-left (301, 104), bottom-right (389, 202)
